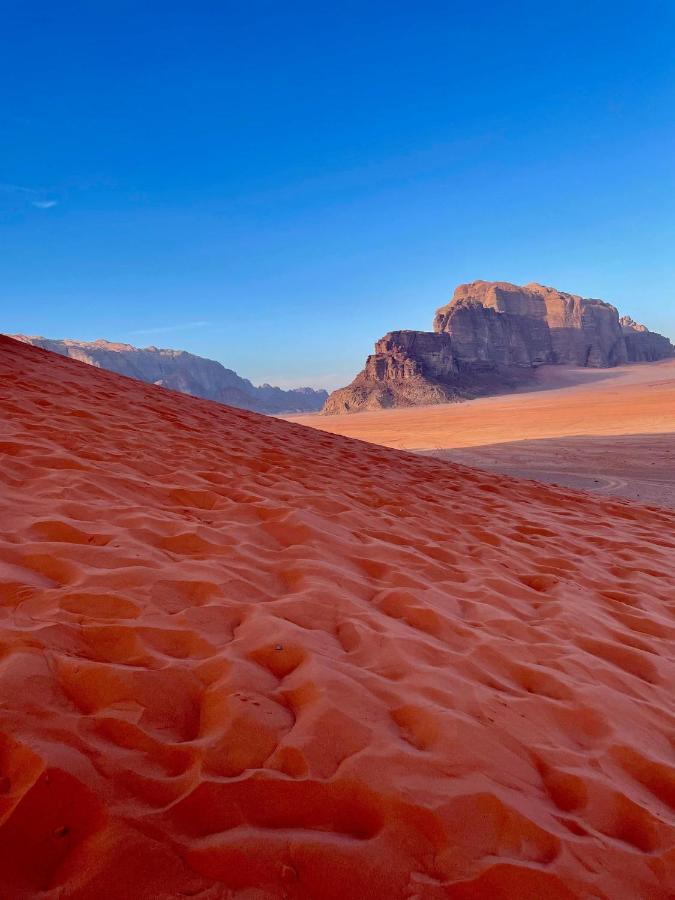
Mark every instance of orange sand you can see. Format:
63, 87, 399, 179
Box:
1, 335, 674, 899
289, 361, 675, 506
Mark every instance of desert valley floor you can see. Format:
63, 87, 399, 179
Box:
290, 359, 675, 508
0, 335, 674, 898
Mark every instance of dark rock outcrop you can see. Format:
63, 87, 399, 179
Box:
11, 336, 328, 414
324, 332, 459, 412
620, 316, 675, 362
322, 328, 535, 414
323, 281, 673, 414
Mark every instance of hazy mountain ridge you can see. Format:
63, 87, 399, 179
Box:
10, 335, 328, 414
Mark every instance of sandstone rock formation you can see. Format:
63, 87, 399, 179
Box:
433, 281, 631, 368
620, 315, 675, 362
11, 336, 328, 414
324, 330, 534, 413
323, 281, 673, 414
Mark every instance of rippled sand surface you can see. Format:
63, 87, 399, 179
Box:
1, 336, 674, 898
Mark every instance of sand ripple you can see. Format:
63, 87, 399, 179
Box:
0, 336, 674, 898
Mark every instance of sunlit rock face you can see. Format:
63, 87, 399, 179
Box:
434, 281, 629, 367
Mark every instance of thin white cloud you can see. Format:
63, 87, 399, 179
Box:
0, 184, 60, 209
129, 320, 211, 336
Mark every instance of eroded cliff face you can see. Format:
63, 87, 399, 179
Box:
322, 327, 535, 415
433, 282, 628, 367
323, 281, 673, 414
620, 316, 675, 362
324, 332, 461, 413
368, 331, 458, 382
11, 337, 328, 414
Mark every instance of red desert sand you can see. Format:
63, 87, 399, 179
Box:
289, 360, 675, 508
0, 334, 674, 899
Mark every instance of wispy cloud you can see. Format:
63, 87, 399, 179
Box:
129, 320, 211, 336
1, 183, 59, 209
0, 183, 36, 194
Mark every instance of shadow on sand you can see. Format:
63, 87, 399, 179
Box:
424, 432, 675, 509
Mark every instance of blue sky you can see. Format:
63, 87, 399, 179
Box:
2, 1, 674, 389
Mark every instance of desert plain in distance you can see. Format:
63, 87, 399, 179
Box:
289, 358, 675, 509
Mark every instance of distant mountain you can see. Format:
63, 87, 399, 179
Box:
11, 336, 328, 414
323, 281, 674, 413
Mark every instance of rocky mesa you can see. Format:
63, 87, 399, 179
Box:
10, 336, 328, 415
323, 281, 674, 413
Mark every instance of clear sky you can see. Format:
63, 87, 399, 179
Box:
2, 1, 674, 389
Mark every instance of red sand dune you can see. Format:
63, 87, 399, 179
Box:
0, 334, 674, 899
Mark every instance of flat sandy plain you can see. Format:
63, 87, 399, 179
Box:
1, 336, 674, 898
289, 359, 675, 508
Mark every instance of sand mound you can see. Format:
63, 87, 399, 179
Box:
0, 335, 674, 898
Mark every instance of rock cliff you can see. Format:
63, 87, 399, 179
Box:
620, 316, 675, 362
323, 281, 673, 414
324, 329, 535, 413
433, 281, 629, 367
11, 336, 328, 414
